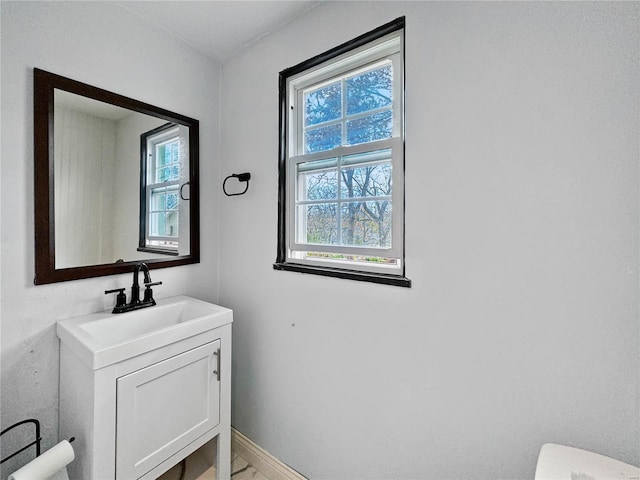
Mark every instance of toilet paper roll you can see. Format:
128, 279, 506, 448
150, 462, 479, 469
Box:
8, 440, 75, 480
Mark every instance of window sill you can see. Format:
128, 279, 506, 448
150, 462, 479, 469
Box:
137, 247, 179, 256
273, 262, 411, 287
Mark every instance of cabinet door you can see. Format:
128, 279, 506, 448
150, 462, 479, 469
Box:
115, 340, 221, 479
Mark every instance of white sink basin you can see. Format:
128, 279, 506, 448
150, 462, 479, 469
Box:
57, 295, 232, 370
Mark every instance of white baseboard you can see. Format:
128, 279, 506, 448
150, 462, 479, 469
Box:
231, 428, 307, 480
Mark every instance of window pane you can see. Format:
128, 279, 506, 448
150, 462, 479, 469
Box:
346, 64, 392, 116
346, 111, 392, 146
166, 191, 179, 210
298, 163, 338, 201
156, 167, 170, 183
305, 124, 342, 153
170, 142, 179, 163
156, 141, 180, 181
151, 188, 179, 211
156, 165, 179, 183
151, 189, 167, 210
341, 162, 391, 198
305, 82, 341, 127
149, 211, 179, 237
167, 211, 178, 237
149, 212, 165, 236
299, 203, 338, 245
157, 145, 169, 167
340, 201, 391, 248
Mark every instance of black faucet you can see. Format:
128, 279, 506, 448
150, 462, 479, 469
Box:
105, 263, 162, 314
131, 262, 151, 305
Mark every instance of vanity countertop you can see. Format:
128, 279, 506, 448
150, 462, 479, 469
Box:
57, 295, 233, 370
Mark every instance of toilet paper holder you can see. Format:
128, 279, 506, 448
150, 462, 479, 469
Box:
0, 419, 74, 465
0, 419, 41, 465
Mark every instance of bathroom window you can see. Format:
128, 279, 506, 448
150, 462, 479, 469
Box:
139, 124, 181, 255
275, 17, 410, 287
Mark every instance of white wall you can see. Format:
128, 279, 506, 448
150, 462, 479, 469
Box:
0, 2, 220, 477
219, 2, 639, 479
54, 106, 116, 268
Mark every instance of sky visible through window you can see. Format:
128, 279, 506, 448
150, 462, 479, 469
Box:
303, 63, 393, 153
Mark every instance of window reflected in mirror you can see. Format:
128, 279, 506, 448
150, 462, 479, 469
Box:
140, 123, 191, 256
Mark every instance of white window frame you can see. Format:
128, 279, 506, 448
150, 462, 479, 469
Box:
141, 124, 181, 253
276, 19, 409, 285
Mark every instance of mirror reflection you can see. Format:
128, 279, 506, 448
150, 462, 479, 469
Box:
53, 91, 190, 269
34, 68, 200, 284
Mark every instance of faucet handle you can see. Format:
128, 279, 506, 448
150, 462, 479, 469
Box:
143, 281, 162, 303
105, 288, 127, 309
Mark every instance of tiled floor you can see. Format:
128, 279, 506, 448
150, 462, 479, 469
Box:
229, 451, 270, 480
191, 451, 270, 480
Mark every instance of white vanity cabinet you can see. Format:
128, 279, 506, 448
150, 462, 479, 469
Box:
116, 340, 221, 479
57, 296, 232, 480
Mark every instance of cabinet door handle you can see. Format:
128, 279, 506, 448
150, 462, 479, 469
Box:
213, 348, 221, 381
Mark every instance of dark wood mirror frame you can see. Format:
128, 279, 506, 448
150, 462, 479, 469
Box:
33, 68, 200, 284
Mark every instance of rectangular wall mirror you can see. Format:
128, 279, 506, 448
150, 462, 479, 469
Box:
34, 68, 200, 284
